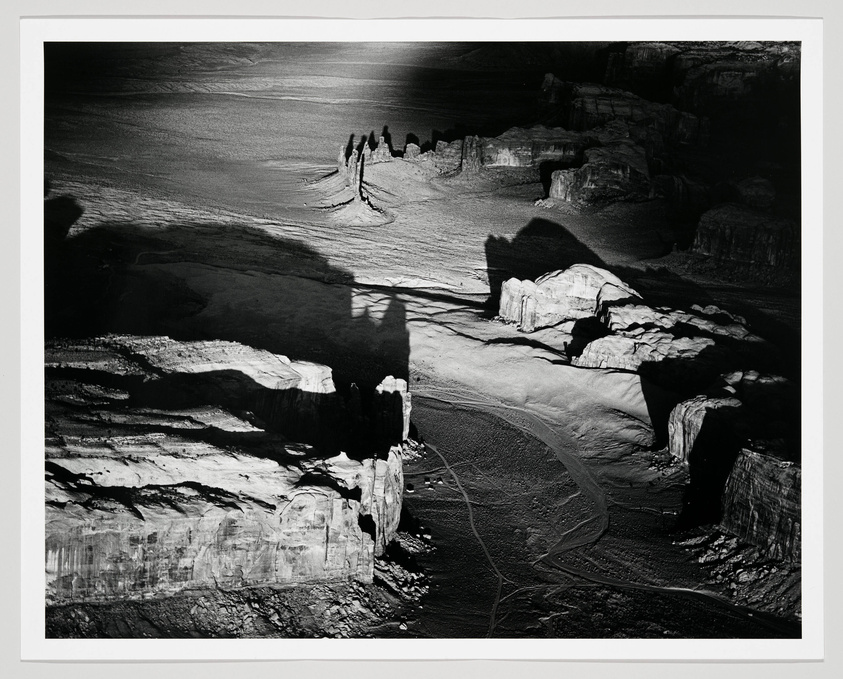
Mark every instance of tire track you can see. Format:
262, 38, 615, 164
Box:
426, 440, 507, 638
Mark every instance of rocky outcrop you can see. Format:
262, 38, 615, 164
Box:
500, 264, 777, 394
369, 135, 393, 164
498, 264, 641, 332
600, 41, 800, 128
603, 42, 682, 97
373, 376, 412, 443
549, 139, 650, 204
665, 370, 799, 550
480, 126, 591, 168
45, 336, 407, 604
721, 447, 801, 561
667, 394, 743, 464
558, 82, 710, 147
692, 203, 799, 279
669, 42, 801, 123
575, 301, 774, 392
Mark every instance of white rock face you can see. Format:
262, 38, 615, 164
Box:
573, 328, 718, 372
498, 264, 641, 332
374, 375, 412, 442
667, 394, 742, 463
44, 335, 405, 604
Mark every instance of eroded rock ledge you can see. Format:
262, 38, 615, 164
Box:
497, 264, 798, 564
45, 335, 410, 604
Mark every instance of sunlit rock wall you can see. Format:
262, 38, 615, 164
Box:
44, 336, 406, 604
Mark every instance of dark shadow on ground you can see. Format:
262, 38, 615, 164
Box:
484, 217, 605, 303
44, 211, 411, 456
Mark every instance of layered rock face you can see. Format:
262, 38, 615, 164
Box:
500, 264, 777, 396
557, 82, 710, 147
691, 203, 799, 281
479, 125, 591, 168
721, 448, 801, 561
498, 264, 641, 332
574, 300, 773, 392
549, 139, 650, 204
666, 370, 800, 555
45, 336, 408, 604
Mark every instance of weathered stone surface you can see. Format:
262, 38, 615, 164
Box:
44, 336, 405, 604
671, 42, 801, 120
549, 139, 650, 204
579, 300, 776, 392
499, 264, 641, 332
667, 394, 743, 464
373, 376, 412, 443
480, 126, 590, 168
431, 140, 463, 173
665, 370, 799, 556
460, 134, 482, 173
561, 82, 710, 146
573, 328, 722, 377
403, 142, 420, 160
721, 447, 801, 561
600, 302, 752, 341
369, 135, 393, 164
692, 203, 799, 271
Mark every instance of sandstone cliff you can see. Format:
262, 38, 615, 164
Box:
666, 370, 799, 554
691, 203, 799, 283
721, 447, 801, 561
498, 263, 641, 332
45, 336, 409, 604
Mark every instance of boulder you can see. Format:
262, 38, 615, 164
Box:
498, 264, 641, 332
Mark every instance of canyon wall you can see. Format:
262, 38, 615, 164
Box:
45, 336, 409, 604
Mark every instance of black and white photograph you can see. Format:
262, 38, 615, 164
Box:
23, 15, 824, 658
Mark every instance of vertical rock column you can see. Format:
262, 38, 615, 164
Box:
460, 135, 482, 174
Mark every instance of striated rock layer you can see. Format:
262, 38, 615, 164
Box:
692, 203, 799, 281
45, 335, 407, 604
721, 448, 801, 561
665, 370, 799, 554
498, 264, 640, 332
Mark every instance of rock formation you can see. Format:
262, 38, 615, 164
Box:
692, 203, 799, 275
479, 126, 590, 168
44, 335, 407, 604
498, 263, 641, 332
666, 370, 800, 555
369, 135, 393, 164
721, 447, 801, 561
549, 139, 650, 204
500, 264, 777, 395
553, 81, 710, 147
